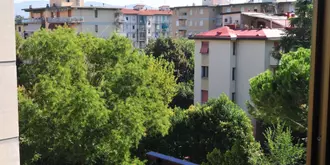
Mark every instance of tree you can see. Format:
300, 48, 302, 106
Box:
15, 15, 24, 24
145, 37, 194, 109
18, 27, 177, 164
250, 124, 306, 165
137, 94, 258, 164
248, 48, 310, 131
280, 0, 313, 53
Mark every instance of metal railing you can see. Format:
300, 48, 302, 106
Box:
47, 17, 84, 24
22, 18, 44, 24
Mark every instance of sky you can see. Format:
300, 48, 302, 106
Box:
14, 0, 202, 7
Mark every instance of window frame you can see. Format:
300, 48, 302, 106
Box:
232, 67, 236, 81
201, 66, 209, 78
95, 25, 98, 33
200, 41, 209, 54
233, 41, 236, 55
95, 10, 98, 18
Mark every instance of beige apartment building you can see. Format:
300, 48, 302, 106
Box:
0, 0, 20, 165
171, 6, 220, 38
22, 0, 123, 38
171, 0, 295, 37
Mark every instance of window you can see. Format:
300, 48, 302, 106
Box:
148, 29, 150, 34
200, 20, 203, 26
232, 92, 236, 102
18, 26, 21, 32
224, 18, 228, 22
95, 25, 98, 33
200, 8, 204, 14
226, 8, 231, 12
189, 20, 192, 26
126, 17, 128, 21
95, 10, 98, 18
232, 67, 236, 80
202, 90, 208, 104
133, 33, 135, 38
66, 0, 70, 2
176, 20, 179, 26
190, 9, 193, 15
132, 25, 135, 30
200, 41, 209, 54
202, 66, 209, 78
241, 7, 245, 12
148, 20, 151, 25
233, 42, 236, 55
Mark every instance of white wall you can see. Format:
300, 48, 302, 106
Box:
0, 0, 20, 164
73, 9, 117, 38
236, 40, 266, 111
194, 40, 202, 103
209, 40, 232, 99
223, 13, 241, 26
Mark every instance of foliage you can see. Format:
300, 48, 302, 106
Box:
137, 94, 258, 164
280, 0, 313, 53
248, 48, 310, 131
15, 15, 24, 24
18, 27, 177, 164
145, 37, 195, 109
250, 124, 306, 165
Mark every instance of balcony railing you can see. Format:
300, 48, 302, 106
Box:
47, 17, 84, 24
22, 18, 44, 24
178, 15, 188, 19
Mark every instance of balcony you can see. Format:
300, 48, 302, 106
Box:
47, 17, 84, 24
22, 18, 44, 24
178, 15, 188, 20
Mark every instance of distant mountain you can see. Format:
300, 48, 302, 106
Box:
15, 1, 155, 18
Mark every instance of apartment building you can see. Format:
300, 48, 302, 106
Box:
192, 26, 282, 112
22, 0, 123, 38
121, 5, 172, 48
171, 0, 294, 38
0, 0, 20, 165
171, 6, 220, 38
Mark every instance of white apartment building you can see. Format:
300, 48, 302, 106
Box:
121, 5, 172, 48
192, 26, 282, 112
0, 0, 20, 165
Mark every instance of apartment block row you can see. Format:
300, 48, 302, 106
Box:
18, 0, 295, 48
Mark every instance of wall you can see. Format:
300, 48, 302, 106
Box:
222, 13, 241, 26
73, 9, 117, 38
171, 6, 217, 38
0, 0, 20, 165
208, 40, 231, 99
194, 40, 202, 103
236, 40, 266, 111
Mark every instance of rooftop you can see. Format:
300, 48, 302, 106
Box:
121, 8, 172, 15
192, 26, 284, 40
23, 6, 122, 11
242, 12, 291, 27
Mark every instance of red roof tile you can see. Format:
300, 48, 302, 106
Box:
193, 26, 282, 40
121, 9, 172, 15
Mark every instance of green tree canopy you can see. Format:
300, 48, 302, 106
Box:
18, 28, 177, 164
280, 0, 313, 53
137, 94, 258, 164
248, 48, 310, 131
145, 37, 194, 109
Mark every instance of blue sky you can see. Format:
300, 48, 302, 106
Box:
14, 0, 202, 7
